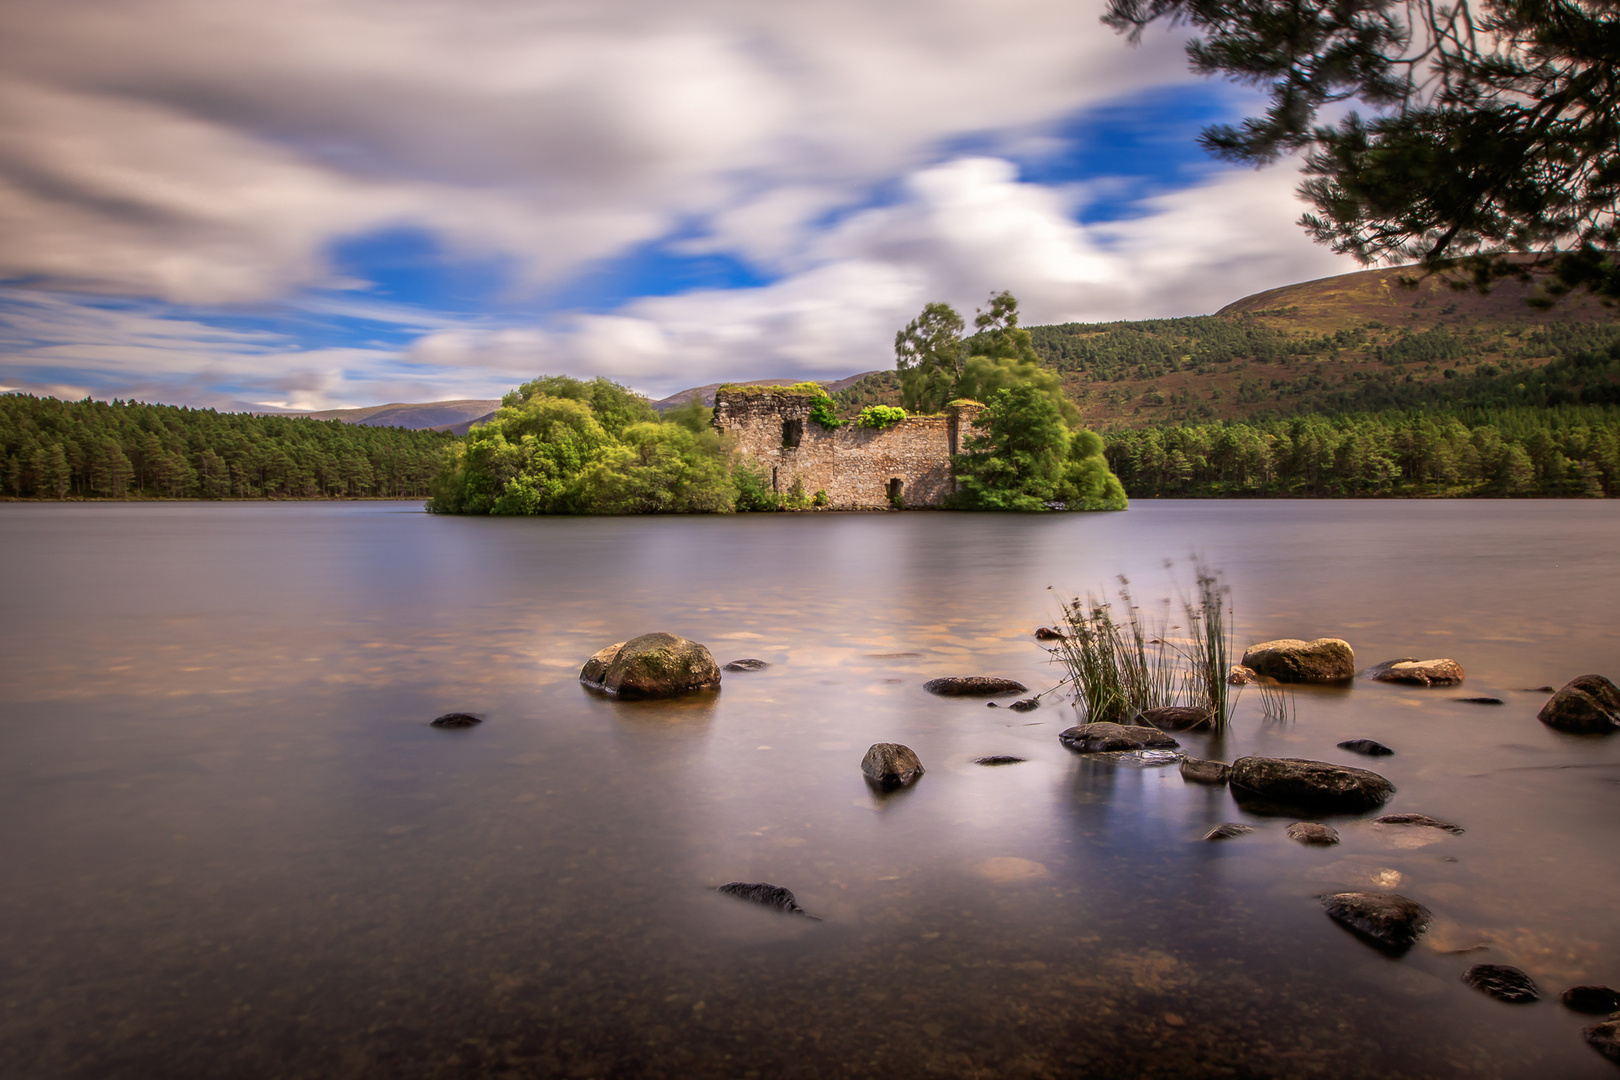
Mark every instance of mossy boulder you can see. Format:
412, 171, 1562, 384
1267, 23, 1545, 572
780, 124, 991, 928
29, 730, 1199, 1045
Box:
579, 633, 721, 699
1241, 638, 1355, 683
1537, 674, 1620, 734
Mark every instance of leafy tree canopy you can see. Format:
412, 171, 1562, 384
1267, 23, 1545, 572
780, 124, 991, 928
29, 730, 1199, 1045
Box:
894, 302, 966, 412
1104, 0, 1620, 301
954, 383, 1128, 511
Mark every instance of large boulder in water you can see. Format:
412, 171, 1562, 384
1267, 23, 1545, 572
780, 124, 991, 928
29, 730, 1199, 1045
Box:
1365, 658, 1466, 686
1537, 674, 1620, 734
1229, 756, 1394, 812
579, 633, 721, 698
1059, 722, 1179, 754
1241, 638, 1355, 684
1139, 706, 1213, 731
1588, 1018, 1620, 1065
1321, 891, 1430, 953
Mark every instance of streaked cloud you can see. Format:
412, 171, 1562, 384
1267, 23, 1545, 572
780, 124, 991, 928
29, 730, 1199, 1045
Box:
0, 0, 1357, 408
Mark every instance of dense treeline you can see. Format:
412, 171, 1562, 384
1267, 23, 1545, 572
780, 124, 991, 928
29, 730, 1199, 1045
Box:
0, 394, 452, 499
1026, 313, 1620, 384
1105, 406, 1619, 497
1299, 340, 1620, 414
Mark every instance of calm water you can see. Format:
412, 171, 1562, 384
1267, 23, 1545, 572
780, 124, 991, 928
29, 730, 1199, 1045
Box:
2, 501, 1618, 1079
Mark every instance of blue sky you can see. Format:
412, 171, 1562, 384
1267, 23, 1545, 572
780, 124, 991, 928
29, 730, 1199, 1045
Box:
0, 0, 1355, 410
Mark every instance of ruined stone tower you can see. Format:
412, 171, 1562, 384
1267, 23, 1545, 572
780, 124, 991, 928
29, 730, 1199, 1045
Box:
711, 387, 984, 509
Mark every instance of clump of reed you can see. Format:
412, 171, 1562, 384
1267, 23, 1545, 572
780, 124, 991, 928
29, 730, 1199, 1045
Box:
1256, 678, 1295, 724
1051, 560, 1236, 730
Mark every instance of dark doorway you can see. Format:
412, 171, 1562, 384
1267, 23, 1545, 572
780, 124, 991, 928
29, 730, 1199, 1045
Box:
782, 419, 803, 448
887, 478, 903, 506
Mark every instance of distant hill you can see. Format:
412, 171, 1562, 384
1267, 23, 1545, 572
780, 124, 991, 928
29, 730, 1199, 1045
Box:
278, 399, 501, 431
832, 263, 1620, 429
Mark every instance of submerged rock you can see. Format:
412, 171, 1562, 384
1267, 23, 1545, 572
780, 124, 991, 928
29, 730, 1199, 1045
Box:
861, 743, 924, 788
1462, 964, 1539, 1003
724, 658, 770, 672
1337, 738, 1395, 757
1179, 757, 1230, 785
1058, 722, 1179, 754
1453, 696, 1504, 705
1228, 664, 1260, 686
1365, 658, 1466, 686
1007, 697, 1041, 712
1374, 813, 1465, 834
580, 633, 722, 699
717, 881, 815, 917
429, 712, 482, 728
1230, 756, 1395, 812
1034, 627, 1066, 641
1139, 706, 1212, 731
1588, 1018, 1620, 1065
1563, 985, 1620, 1014
1203, 822, 1253, 841
1241, 638, 1355, 684
1537, 674, 1620, 734
975, 755, 1026, 766
1287, 822, 1341, 846
923, 676, 1028, 697
1321, 891, 1431, 953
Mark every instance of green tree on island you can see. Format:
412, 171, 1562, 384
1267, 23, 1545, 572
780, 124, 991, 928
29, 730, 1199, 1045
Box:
891, 291, 1127, 510
428, 375, 739, 515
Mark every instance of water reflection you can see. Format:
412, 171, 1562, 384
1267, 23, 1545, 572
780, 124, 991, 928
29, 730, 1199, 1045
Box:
0, 501, 1617, 1078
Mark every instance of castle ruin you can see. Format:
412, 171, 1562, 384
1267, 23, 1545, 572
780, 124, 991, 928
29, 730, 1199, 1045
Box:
711, 388, 983, 509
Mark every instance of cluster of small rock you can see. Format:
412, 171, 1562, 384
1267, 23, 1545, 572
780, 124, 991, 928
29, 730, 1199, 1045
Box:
557, 629, 1620, 1066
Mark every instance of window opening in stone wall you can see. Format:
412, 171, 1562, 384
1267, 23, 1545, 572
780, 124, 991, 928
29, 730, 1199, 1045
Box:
782, 419, 803, 448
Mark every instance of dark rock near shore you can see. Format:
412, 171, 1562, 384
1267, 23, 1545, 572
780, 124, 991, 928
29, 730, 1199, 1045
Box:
1139, 706, 1213, 731
975, 755, 1026, 766
429, 712, 482, 728
1337, 738, 1395, 757
1241, 638, 1355, 684
1059, 722, 1180, 754
717, 881, 815, 917
1321, 891, 1431, 953
580, 633, 722, 698
1462, 964, 1539, 1003
1365, 658, 1466, 686
1453, 696, 1504, 705
1228, 664, 1260, 685
1563, 986, 1620, 1014
1537, 674, 1620, 734
1203, 822, 1253, 841
1588, 1018, 1620, 1065
861, 743, 924, 788
1034, 627, 1066, 641
724, 658, 770, 671
1287, 822, 1341, 846
1375, 813, 1464, 834
923, 676, 1028, 697
1007, 697, 1040, 712
1230, 756, 1395, 812
1523, 685, 1556, 693
1180, 757, 1230, 785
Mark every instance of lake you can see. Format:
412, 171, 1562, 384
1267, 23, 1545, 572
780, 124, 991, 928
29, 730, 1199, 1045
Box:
2, 500, 1617, 1078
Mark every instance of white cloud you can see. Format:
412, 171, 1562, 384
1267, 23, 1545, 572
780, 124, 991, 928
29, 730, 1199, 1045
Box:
413, 156, 1354, 397
0, 0, 1191, 302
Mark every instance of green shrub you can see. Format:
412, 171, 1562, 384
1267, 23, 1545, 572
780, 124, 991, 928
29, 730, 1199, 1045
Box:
857, 405, 908, 429
808, 394, 845, 430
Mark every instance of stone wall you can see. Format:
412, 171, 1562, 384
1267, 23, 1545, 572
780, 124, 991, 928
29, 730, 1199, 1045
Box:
711, 389, 983, 509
